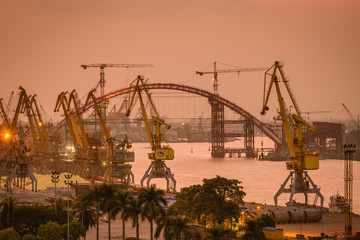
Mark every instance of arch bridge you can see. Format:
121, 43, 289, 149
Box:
56, 83, 282, 158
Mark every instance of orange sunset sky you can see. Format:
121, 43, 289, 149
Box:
1, 0, 359, 122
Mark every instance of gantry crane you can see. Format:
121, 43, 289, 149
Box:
196, 61, 268, 95
0, 87, 38, 192
260, 61, 324, 208
126, 76, 175, 192
85, 89, 134, 183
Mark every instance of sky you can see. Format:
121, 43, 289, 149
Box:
1, 0, 360, 123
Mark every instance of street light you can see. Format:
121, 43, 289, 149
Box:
64, 174, 73, 240
51, 170, 60, 218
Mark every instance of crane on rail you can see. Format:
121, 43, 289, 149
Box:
85, 89, 135, 183
196, 61, 268, 95
126, 76, 176, 192
260, 61, 324, 208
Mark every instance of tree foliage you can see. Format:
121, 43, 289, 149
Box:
174, 175, 246, 225
37, 221, 63, 240
139, 184, 167, 240
21, 234, 36, 240
241, 218, 266, 240
1, 197, 16, 229
257, 214, 275, 228
0, 227, 20, 240
204, 224, 234, 240
61, 221, 85, 240
122, 197, 143, 240
12, 205, 66, 236
111, 190, 131, 240
155, 206, 194, 240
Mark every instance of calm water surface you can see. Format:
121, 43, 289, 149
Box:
131, 138, 360, 214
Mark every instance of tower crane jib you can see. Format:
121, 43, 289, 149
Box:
196, 61, 268, 95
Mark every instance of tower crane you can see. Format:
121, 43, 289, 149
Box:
196, 61, 268, 95
81, 63, 154, 143
126, 76, 176, 192
81, 63, 154, 99
260, 61, 324, 208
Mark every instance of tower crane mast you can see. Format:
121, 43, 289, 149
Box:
196, 61, 268, 95
260, 61, 324, 208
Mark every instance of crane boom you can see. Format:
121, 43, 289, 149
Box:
0, 98, 10, 128
342, 103, 359, 129
81, 63, 154, 69
196, 61, 268, 94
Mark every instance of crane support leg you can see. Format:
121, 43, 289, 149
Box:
103, 165, 134, 184
274, 171, 323, 208
140, 160, 176, 193
6, 164, 37, 192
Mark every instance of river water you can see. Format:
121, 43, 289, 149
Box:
130, 137, 360, 214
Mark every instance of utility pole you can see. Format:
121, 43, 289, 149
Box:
51, 171, 60, 219
343, 144, 355, 239
64, 174, 73, 240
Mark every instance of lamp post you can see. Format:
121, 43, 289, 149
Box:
51, 171, 60, 218
64, 174, 73, 240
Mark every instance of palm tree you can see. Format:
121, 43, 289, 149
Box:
122, 197, 143, 240
99, 183, 119, 240
241, 219, 265, 240
84, 185, 103, 240
139, 185, 167, 240
112, 190, 131, 240
155, 206, 194, 240
1, 196, 16, 228
72, 194, 96, 240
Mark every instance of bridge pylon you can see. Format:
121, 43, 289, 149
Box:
209, 97, 225, 158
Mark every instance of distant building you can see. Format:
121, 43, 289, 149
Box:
263, 227, 284, 240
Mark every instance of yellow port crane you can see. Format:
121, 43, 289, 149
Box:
55, 91, 84, 159
85, 89, 134, 183
196, 61, 268, 95
0, 87, 38, 192
126, 76, 176, 192
260, 61, 324, 208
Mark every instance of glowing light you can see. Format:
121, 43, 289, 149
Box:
4, 133, 10, 139
256, 205, 261, 210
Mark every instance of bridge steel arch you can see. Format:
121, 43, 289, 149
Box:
55, 83, 282, 155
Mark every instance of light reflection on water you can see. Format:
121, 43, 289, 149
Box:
131, 137, 360, 214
